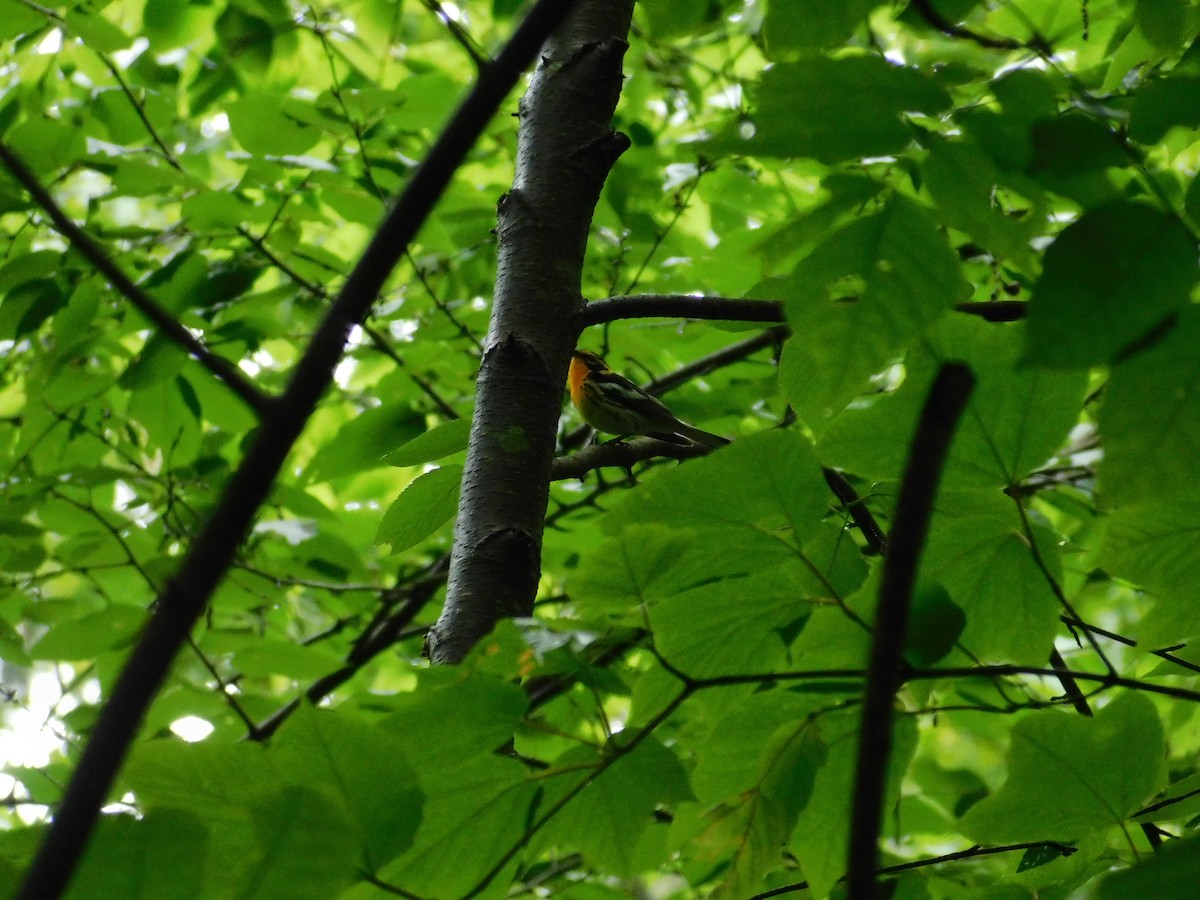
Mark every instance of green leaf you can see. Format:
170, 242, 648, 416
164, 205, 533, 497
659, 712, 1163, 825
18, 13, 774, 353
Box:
381, 670, 529, 770
215, 6, 276, 75
306, 404, 425, 483
568, 524, 712, 615
701, 711, 826, 899
271, 705, 424, 870
1099, 499, 1200, 609
1136, 772, 1200, 825
0, 279, 64, 340
119, 334, 188, 391
790, 709, 918, 898
1101, 833, 1200, 899
69, 810, 209, 900
762, 0, 876, 54
64, 7, 132, 52
29, 605, 145, 660
921, 491, 1063, 666
0, 0, 44, 40
776, 197, 969, 429
242, 785, 359, 900
1025, 202, 1196, 369
820, 319, 1087, 490
903, 582, 965, 667
181, 190, 272, 233
1135, 0, 1189, 52
0, 250, 60, 291
5, 118, 87, 175
380, 754, 536, 898
543, 736, 692, 877
122, 741, 275, 894
960, 693, 1166, 842
226, 93, 321, 156
649, 522, 865, 676
374, 464, 462, 554
1100, 308, 1200, 507
383, 418, 471, 466
638, 0, 722, 39
1130, 75, 1200, 144
1028, 113, 1127, 179
691, 691, 824, 805
0, 614, 30, 665
607, 429, 828, 539
711, 56, 951, 163
232, 640, 343, 679
924, 137, 1035, 263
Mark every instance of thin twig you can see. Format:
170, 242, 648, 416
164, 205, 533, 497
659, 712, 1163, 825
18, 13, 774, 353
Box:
750, 841, 1076, 899
419, 0, 491, 70
909, 0, 1050, 52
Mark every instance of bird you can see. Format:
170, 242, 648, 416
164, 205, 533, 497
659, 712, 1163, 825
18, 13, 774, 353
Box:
567, 349, 730, 449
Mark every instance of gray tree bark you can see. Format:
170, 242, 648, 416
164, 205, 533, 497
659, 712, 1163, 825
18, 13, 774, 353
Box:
428, 0, 635, 663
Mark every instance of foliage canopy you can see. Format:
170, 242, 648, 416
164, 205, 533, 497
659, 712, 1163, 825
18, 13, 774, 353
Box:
2, 0, 1200, 897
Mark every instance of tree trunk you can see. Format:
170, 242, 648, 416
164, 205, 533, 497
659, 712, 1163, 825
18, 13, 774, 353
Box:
428, 1, 635, 663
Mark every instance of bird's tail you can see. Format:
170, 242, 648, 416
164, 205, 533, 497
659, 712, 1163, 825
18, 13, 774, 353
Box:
673, 421, 730, 449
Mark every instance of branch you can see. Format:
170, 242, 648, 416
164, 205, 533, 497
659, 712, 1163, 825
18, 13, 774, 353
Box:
907, 664, 1200, 704
1064, 615, 1200, 676
524, 631, 645, 710
956, 300, 1027, 322
16, 2, 585, 895
908, 0, 1050, 53
578, 293, 783, 326
0, 141, 274, 420
846, 362, 975, 900
575, 294, 1027, 328
251, 572, 441, 741
551, 436, 710, 479
751, 841, 1076, 899
462, 688, 693, 898
419, 0, 491, 71
824, 468, 888, 555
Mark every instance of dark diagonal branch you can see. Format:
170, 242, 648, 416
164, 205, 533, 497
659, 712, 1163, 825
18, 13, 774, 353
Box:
824, 468, 889, 556
420, 0, 491, 70
0, 141, 274, 420
252, 569, 444, 741
16, 3, 583, 896
846, 363, 976, 900
909, 0, 1050, 53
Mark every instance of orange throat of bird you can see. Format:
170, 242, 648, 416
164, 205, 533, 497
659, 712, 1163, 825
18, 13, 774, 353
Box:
568, 355, 589, 409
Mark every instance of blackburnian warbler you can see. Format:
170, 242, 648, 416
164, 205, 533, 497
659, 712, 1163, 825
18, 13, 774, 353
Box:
568, 350, 730, 449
